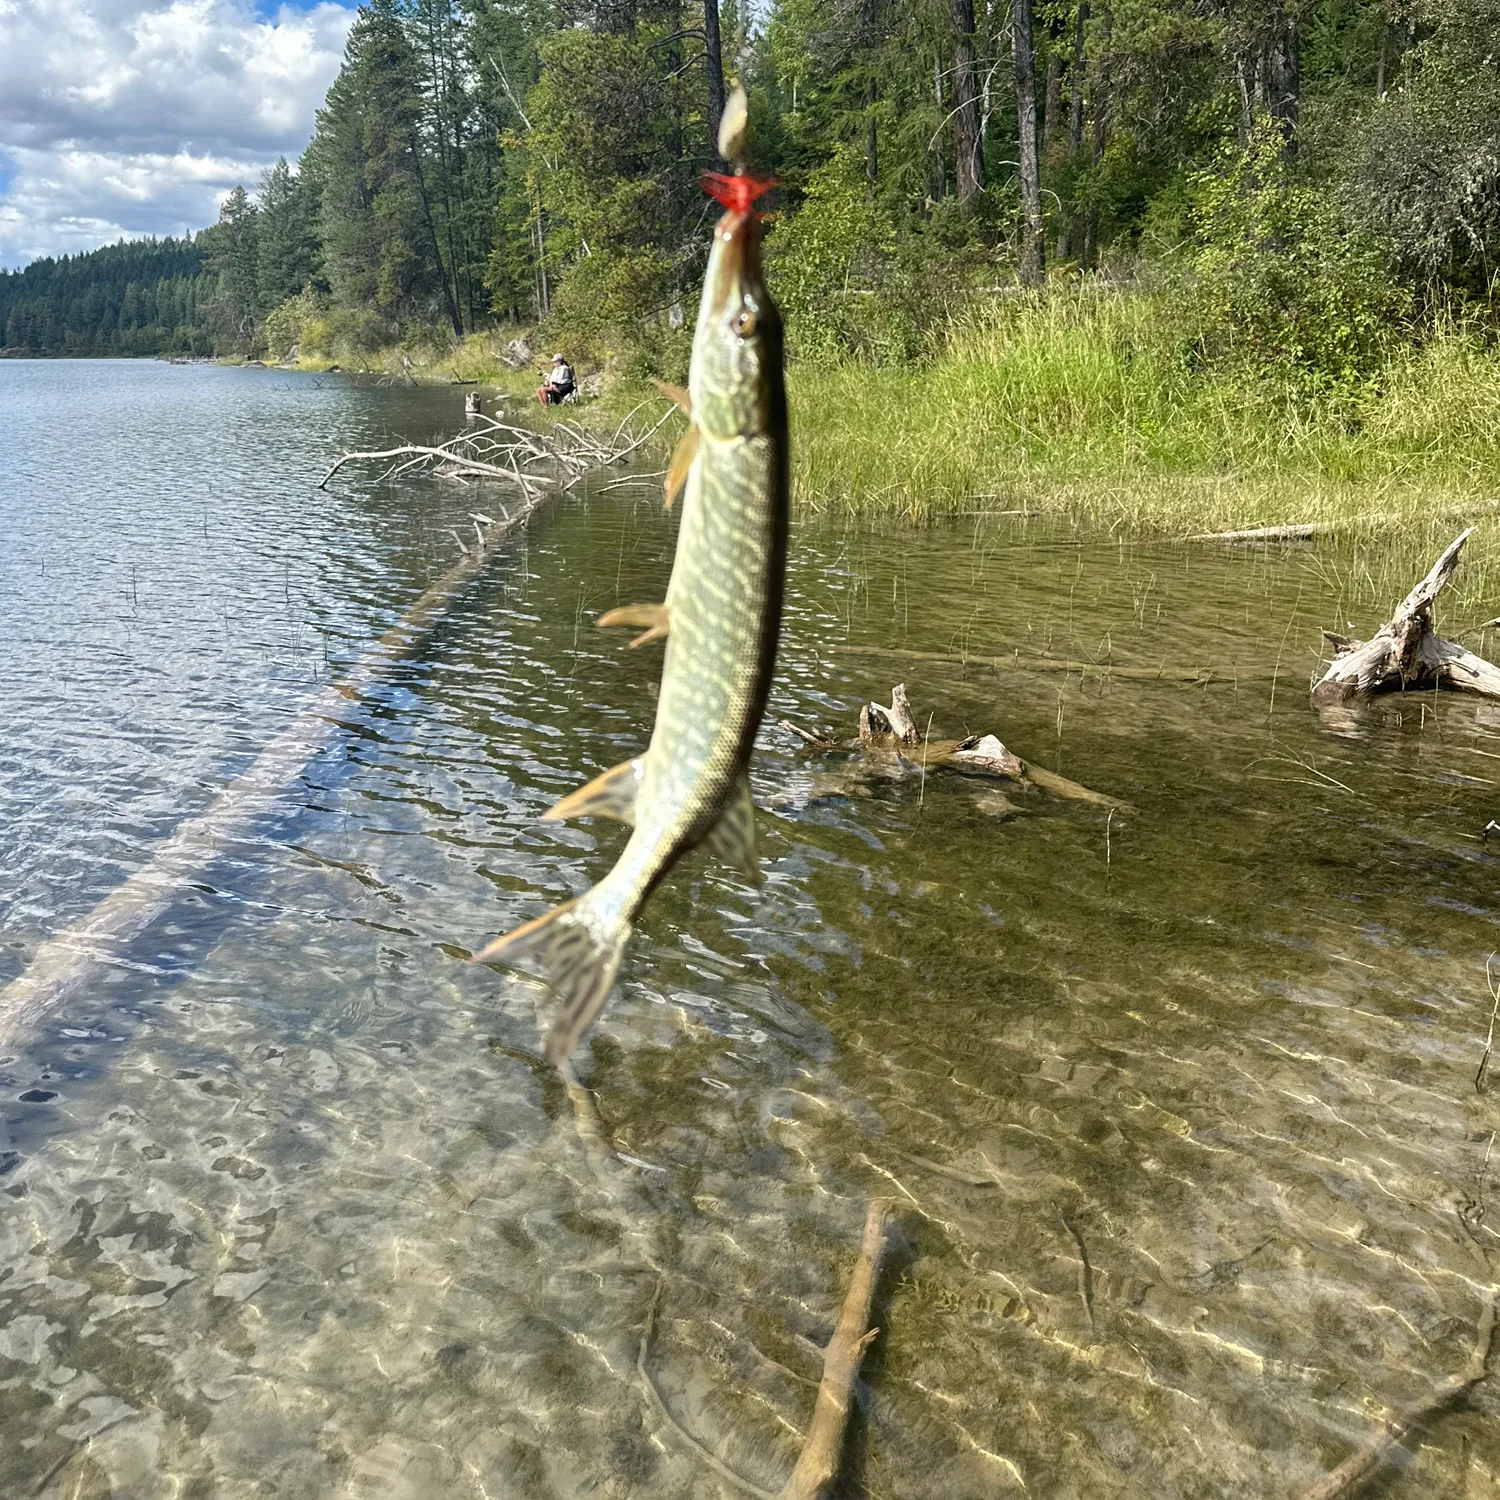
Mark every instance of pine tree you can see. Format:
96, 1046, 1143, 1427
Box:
257, 158, 322, 311
306, 0, 454, 337
204, 185, 263, 352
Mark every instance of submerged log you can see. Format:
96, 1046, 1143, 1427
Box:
1190, 523, 1329, 544
1312, 529, 1500, 706
780, 685, 1125, 808
0, 488, 557, 1052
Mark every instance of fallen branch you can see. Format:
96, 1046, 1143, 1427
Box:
1189, 523, 1330, 543
781, 1203, 891, 1500
1312, 529, 1500, 705
318, 401, 675, 492
1298, 1287, 1496, 1500
782, 684, 1127, 808
829, 643, 1233, 685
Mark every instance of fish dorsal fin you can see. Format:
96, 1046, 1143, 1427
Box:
703, 775, 760, 880
650, 379, 692, 415
542, 757, 644, 824
664, 424, 700, 511
598, 603, 669, 647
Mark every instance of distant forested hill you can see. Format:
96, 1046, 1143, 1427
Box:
0, 238, 214, 357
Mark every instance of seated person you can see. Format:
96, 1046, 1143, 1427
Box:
537, 353, 575, 406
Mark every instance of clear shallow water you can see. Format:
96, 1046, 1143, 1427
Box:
2, 360, 1498, 1498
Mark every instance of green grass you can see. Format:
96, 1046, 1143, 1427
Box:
298, 291, 1500, 576
786, 287, 1500, 548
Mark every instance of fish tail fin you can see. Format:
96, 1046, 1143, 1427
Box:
472, 895, 631, 1065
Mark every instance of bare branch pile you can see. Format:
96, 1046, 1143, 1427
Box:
317, 404, 675, 497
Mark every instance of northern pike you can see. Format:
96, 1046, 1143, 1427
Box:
473, 94, 788, 1064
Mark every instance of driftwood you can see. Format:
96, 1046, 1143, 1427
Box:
1190, 523, 1330, 543
781, 685, 1126, 809
318, 402, 674, 495
781, 1202, 891, 1500
1312, 529, 1500, 705
829, 643, 1233, 685
1297, 1288, 1496, 1500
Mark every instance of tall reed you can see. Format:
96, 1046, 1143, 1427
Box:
787, 285, 1500, 541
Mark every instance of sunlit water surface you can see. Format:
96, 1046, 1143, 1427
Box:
2, 359, 1498, 1498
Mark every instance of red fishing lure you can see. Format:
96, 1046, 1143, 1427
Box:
702, 171, 777, 217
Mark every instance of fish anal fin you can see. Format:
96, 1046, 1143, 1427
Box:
543, 757, 644, 823
650, 378, 692, 415
470, 896, 630, 1066
598, 604, 669, 648
703, 775, 760, 880
664, 424, 700, 511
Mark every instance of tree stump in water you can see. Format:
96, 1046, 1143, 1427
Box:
464, 391, 483, 419
1312, 528, 1500, 706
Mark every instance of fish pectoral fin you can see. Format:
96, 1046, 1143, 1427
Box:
663, 424, 700, 511
470, 895, 630, 1067
542, 757, 644, 824
650, 378, 692, 416
598, 603, 669, 648
703, 775, 760, 880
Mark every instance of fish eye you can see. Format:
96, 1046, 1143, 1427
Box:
732, 307, 757, 338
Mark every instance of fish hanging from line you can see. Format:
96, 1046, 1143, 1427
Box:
472, 87, 789, 1065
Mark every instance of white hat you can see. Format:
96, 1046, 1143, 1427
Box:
552, 353, 564, 361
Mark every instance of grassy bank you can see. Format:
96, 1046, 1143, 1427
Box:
788, 288, 1500, 540
298, 292, 1500, 568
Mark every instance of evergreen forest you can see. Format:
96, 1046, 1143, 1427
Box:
2, 0, 1498, 399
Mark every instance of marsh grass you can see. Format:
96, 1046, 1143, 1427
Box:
788, 286, 1500, 555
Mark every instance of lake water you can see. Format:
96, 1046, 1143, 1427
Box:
1, 358, 1497, 1498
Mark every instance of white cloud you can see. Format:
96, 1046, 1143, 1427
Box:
0, 0, 355, 266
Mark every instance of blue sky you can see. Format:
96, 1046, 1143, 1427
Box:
0, 0, 356, 269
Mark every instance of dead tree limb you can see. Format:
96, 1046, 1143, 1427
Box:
829, 643, 1233, 684
319, 444, 539, 491
318, 402, 675, 492
1297, 1287, 1496, 1500
781, 1203, 891, 1500
782, 684, 1126, 808
1189, 523, 1329, 543
1312, 529, 1500, 705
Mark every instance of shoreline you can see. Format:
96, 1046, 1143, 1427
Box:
14, 336, 1500, 569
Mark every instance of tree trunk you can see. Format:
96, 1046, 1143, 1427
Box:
594, 0, 635, 34
1376, 25, 1387, 97
704, 0, 726, 162
1068, 2, 1087, 154
1057, 0, 1087, 260
665, 0, 684, 196
1082, 4, 1110, 269
930, 43, 947, 202
949, 0, 983, 208
1042, 14, 1065, 159
1013, 0, 1044, 286
1267, 9, 1299, 153
1311, 530, 1500, 708
861, 0, 879, 192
